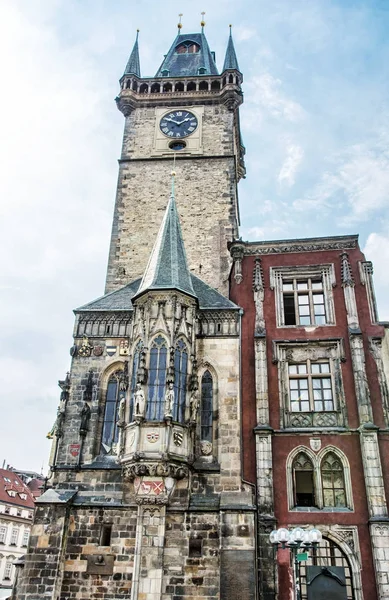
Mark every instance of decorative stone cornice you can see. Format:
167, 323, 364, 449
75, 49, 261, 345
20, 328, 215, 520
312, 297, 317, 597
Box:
123, 461, 189, 481
229, 235, 358, 257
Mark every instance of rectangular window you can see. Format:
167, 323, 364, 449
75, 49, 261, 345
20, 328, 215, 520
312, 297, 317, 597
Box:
289, 361, 334, 412
283, 278, 326, 326
4, 561, 12, 580
22, 530, 29, 547
10, 528, 18, 545
0, 527, 6, 543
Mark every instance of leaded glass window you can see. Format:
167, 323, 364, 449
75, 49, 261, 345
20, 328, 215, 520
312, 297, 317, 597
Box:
173, 340, 188, 422
130, 340, 144, 421
283, 278, 326, 325
293, 453, 315, 507
201, 371, 213, 442
101, 370, 125, 453
147, 336, 168, 420
321, 452, 346, 507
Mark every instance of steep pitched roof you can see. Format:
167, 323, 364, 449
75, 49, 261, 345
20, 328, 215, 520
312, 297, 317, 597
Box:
223, 27, 240, 72
124, 30, 141, 76
134, 179, 196, 299
155, 31, 218, 77
0, 469, 35, 509
76, 275, 239, 313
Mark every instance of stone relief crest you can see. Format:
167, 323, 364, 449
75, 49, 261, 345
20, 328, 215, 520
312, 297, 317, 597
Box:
310, 438, 322, 452
200, 440, 213, 455
173, 430, 183, 447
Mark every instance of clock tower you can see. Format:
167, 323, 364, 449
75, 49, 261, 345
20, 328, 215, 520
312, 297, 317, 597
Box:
105, 24, 245, 296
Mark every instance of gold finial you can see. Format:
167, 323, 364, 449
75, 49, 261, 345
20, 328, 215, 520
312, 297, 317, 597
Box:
200, 11, 206, 28
171, 170, 176, 176
178, 13, 183, 30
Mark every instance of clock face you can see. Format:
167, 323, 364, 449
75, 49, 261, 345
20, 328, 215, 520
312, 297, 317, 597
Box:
160, 110, 198, 138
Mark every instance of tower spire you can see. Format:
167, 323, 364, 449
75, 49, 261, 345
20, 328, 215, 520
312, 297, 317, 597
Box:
124, 30, 141, 76
134, 173, 196, 299
222, 25, 240, 72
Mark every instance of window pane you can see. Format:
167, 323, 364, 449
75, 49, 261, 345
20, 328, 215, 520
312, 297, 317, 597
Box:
323, 389, 333, 399
291, 402, 300, 412
283, 282, 293, 291
335, 491, 346, 507
315, 314, 326, 325
297, 281, 308, 290
313, 294, 324, 304
289, 365, 298, 374
320, 363, 330, 373
284, 294, 296, 325
313, 379, 322, 389
300, 316, 310, 325
323, 489, 334, 506
311, 364, 321, 374
300, 390, 309, 400
322, 378, 331, 388
299, 378, 308, 388
314, 401, 324, 411
297, 365, 307, 374
290, 380, 298, 389
299, 305, 310, 316
298, 294, 309, 305
201, 371, 213, 442
311, 280, 322, 290
324, 400, 334, 410
301, 401, 310, 411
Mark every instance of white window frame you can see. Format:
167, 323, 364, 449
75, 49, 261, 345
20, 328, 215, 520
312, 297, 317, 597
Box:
10, 528, 18, 545
4, 561, 12, 580
270, 264, 336, 328
0, 526, 7, 544
22, 530, 29, 547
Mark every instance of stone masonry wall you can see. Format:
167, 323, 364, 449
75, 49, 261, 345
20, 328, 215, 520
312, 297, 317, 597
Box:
105, 104, 239, 296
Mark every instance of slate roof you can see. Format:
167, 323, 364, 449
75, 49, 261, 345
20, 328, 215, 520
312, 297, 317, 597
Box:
124, 31, 141, 76
155, 32, 218, 77
134, 186, 196, 299
0, 469, 35, 509
76, 274, 238, 313
222, 28, 240, 72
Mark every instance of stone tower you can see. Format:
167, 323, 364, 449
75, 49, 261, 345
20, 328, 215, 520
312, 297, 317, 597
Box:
105, 25, 245, 297
15, 25, 256, 600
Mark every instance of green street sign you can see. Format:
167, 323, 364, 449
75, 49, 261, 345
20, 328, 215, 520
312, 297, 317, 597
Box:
297, 552, 309, 562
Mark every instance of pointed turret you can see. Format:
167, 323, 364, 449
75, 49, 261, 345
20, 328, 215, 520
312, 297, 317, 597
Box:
155, 30, 218, 78
124, 30, 141, 76
134, 174, 196, 299
223, 25, 240, 72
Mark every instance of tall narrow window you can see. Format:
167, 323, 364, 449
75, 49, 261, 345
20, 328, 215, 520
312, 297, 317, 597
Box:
201, 371, 213, 442
10, 528, 18, 545
101, 369, 125, 454
4, 562, 12, 579
147, 336, 168, 420
293, 453, 315, 507
130, 341, 144, 421
22, 530, 29, 547
174, 340, 188, 422
321, 452, 346, 507
0, 526, 6, 543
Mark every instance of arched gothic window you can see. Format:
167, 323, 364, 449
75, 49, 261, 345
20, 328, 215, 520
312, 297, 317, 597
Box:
176, 42, 200, 54
293, 452, 315, 507
299, 537, 355, 599
147, 336, 167, 420
130, 341, 144, 421
321, 452, 346, 507
201, 371, 213, 442
173, 340, 188, 422
101, 369, 126, 454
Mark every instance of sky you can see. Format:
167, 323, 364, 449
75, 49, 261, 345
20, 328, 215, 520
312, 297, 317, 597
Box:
1, 0, 389, 473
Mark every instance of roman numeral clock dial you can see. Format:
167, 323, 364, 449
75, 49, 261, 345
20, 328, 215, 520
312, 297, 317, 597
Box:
159, 111, 198, 138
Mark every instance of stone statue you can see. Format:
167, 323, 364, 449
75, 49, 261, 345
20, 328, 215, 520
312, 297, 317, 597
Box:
134, 383, 146, 418
190, 390, 200, 422
164, 382, 175, 418
79, 402, 91, 434
47, 403, 66, 439
118, 395, 126, 424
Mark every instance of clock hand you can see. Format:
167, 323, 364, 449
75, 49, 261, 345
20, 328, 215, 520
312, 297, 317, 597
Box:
164, 117, 182, 125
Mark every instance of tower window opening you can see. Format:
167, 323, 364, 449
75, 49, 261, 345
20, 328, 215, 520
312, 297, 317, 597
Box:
228, 74, 234, 84
151, 83, 160, 93
176, 42, 200, 54
100, 524, 112, 547
132, 81, 138, 92
173, 340, 188, 422
201, 371, 213, 443
101, 369, 125, 453
199, 80, 209, 91
211, 80, 221, 91
169, 141, 186, 151
139, 83, 148, 94
163, 82, 172, 92
175, 82, 184, 92
126, 80, 131, 89
187, 81, 196, 92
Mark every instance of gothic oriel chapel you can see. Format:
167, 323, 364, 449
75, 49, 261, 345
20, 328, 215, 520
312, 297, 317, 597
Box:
16, 20, 389, 600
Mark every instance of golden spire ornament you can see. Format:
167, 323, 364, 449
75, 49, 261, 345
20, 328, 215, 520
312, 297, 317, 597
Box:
200, 11, 206, 30
177, 13, 183, 31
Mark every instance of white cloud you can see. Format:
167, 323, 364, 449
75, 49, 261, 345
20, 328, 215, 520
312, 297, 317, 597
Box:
293, 137, 389, 221
363, 233, 389, 321
234, 26, 257, 42
278, 142, 304, 187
